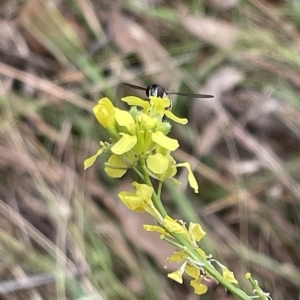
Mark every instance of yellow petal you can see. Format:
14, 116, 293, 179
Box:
104, 154, 128, 178
105, 167, 127, 178
168, 251, 187, 263
125, 183, 164, 220
115, 108, 136, 133
168, 270, 183, 284
122, 96, 150, 110
221, 266, 238, 284
133, 182, 153, 204
118, 182, 154, 212
176, 162, 198, 193
189, 222, 206, 242
152, 131, 179, 151
93, 97, 116, 128
185, 265, 200, 279
196, 248, 207, 258
137, 113, 157, 130
160, 156, 177, 180
190, 279, 208, 295
111, 134, 137, 155
149, 96, 171, 111
84, 147, 105, 170
118, 191, 145, 211
143, 225, 170, 236
146, 153, 169, 174
164, 110, 188, 124
163, 216, 185, 234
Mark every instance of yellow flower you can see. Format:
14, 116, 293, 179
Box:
190, 279, 208, 295
115, 108, 136, 134
168, 251, 188, 263
146, 153, 177, 181
151, 131, 179, 151
146, 153, 199, 194
164, 110, 188, 124
86, 95, 192, 176
122, 96, 150, 111
118, 182, 163, 222
143, 225, 170, 237
167, 261, 187, 284
104, 154, 128, 178
93, 97, 116, 129
167, 269, 184, 284
168, 262, 208, 295
149, 96, 171, 119
137, 113, 159, 133
146, 153, 199, 193
188, 222, 206, 243
176, 162, 199, 193
149, 96, 188, 124
118, 182, 153, 211
185, 265, 200, 279
111, 134, 137, 155
167, 221, 206, 248
163, 216, 185, 234
221, 266, 238, 284
84, 142, 108, 170
167, 251, 209, 296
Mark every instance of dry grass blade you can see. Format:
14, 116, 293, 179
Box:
0, 62, 92, 111
181, 16, 240, 49
0, 273, 55, 294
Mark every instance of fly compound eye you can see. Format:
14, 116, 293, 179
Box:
145, 85, 151, 98
150, 84, 158, 97
156, 85, 167, 98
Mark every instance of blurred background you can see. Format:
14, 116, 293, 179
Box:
1, 0, 300, 299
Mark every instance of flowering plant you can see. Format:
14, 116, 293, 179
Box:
85, 94, 271, 300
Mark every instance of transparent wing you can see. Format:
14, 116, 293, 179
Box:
169, 91, 214, 98
123, 83, 147, 91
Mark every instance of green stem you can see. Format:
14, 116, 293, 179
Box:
157, 181, 163, 199
248, 276, 269, 300
146, 174, 167, 218
132, 166, 145, 181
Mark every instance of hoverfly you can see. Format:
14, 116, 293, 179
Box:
123, 82, 214, 100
